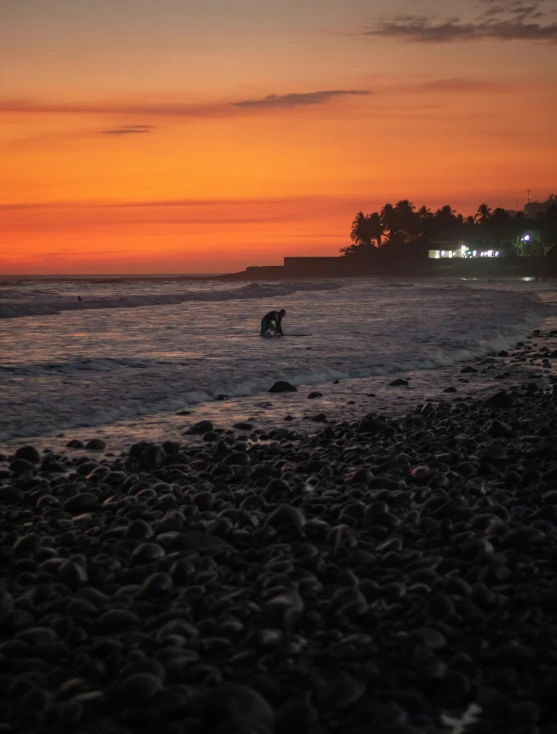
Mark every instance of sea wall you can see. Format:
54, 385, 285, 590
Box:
221, 256, 551, 281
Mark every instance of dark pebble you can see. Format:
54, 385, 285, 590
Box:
189, 420, 214, 434
142, 572, 173, 595
13, 445, 41, 464
269, 381, 297, 393
116, 673, 163, 704
131, 543, 165, 564
267, 505, 305, 529
64, 492, 100, 514
85, 439, 106, 450
98, 609, 140, 633
9, 458, 36, 474
203, 683, 274, 730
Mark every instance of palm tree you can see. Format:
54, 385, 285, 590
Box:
433, 205, 458, 229
417, 205, 433, 222
368, 212, 383, 246
394, 199, 415, 217
380, 203, 397, 243
392, 200, 418, 244
436, 205, 457, 218
345, 211, 381, 256
475, 203, 492, 225
380, 203, 395, 229
350, 212, 371, 247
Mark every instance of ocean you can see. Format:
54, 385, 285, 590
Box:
1, 276, 555, 451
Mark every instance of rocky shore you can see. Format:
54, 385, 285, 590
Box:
2, 331, 557, 733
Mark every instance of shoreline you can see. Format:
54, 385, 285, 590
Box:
1, 297, 553, 452
2, 326, 557, 731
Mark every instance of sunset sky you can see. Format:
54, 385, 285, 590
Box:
1, 0, 556, 274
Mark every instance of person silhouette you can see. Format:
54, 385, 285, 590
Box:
260, 308, 286, 337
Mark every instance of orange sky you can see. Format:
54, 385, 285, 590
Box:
1, 0, 556, 274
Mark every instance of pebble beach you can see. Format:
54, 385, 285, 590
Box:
2, 325, 557, 734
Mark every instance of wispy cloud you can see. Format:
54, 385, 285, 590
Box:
365, 2, 557, 43
101, 125, 155, 135
234, 90, 370, 109
0, 89, 370, 120
0, 100, 229, 118
413, 77, 508, 92
0, 195, 328, 212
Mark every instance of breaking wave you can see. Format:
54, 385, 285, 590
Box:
0, 280, 342, 320
0, 311, 546, 442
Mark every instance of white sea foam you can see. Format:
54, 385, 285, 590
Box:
441, 703, 482, 734
0, 280, 341, 319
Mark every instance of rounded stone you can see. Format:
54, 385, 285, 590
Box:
117, 673, 163, 704
0, 485, 23, 504
269, 381, 297, 393
85, 439, 106, 450
58, 560, 88, 589
142, 445, 166, 470
267, 504, 305, 529
131, 543, 165, 564
63, 493, 100, 514
13, 533, 42, 553
203, 683, 274, 729
9, 458, 36, 474
14, 445, 41, 464
16, 626, 57, 645
98, 609, 140, 634
189, 420, 214, 434
124, 519, 154, 540
142, 572, 173, 596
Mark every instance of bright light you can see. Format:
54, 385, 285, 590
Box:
473, 251, 477, 257
460, 244, 467, 252
523, 235, 530, 241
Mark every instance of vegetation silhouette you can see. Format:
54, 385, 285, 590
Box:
341, 197, 557, 262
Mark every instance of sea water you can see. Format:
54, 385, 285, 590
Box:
1, 277, 555, 450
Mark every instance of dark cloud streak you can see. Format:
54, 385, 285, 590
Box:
0, 90, 370, 119
0, 196, 329, 212
101, 125, 155, 135
234, 90, 370, 109
365, 3, 557, 43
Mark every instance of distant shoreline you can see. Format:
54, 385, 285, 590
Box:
0, 273, 223, 282
1, 269, 553, 283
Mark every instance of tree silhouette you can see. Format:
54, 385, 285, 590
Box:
350, 212, 372, 247
342, 211, 382, 257
380, 203, 396, 241
417, 205, 433, 223
485, 208, 512, 238
368, 212, 383, 247
475, 203, 492, 225
434, 205, 458, 229
341, 199, 557, 259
